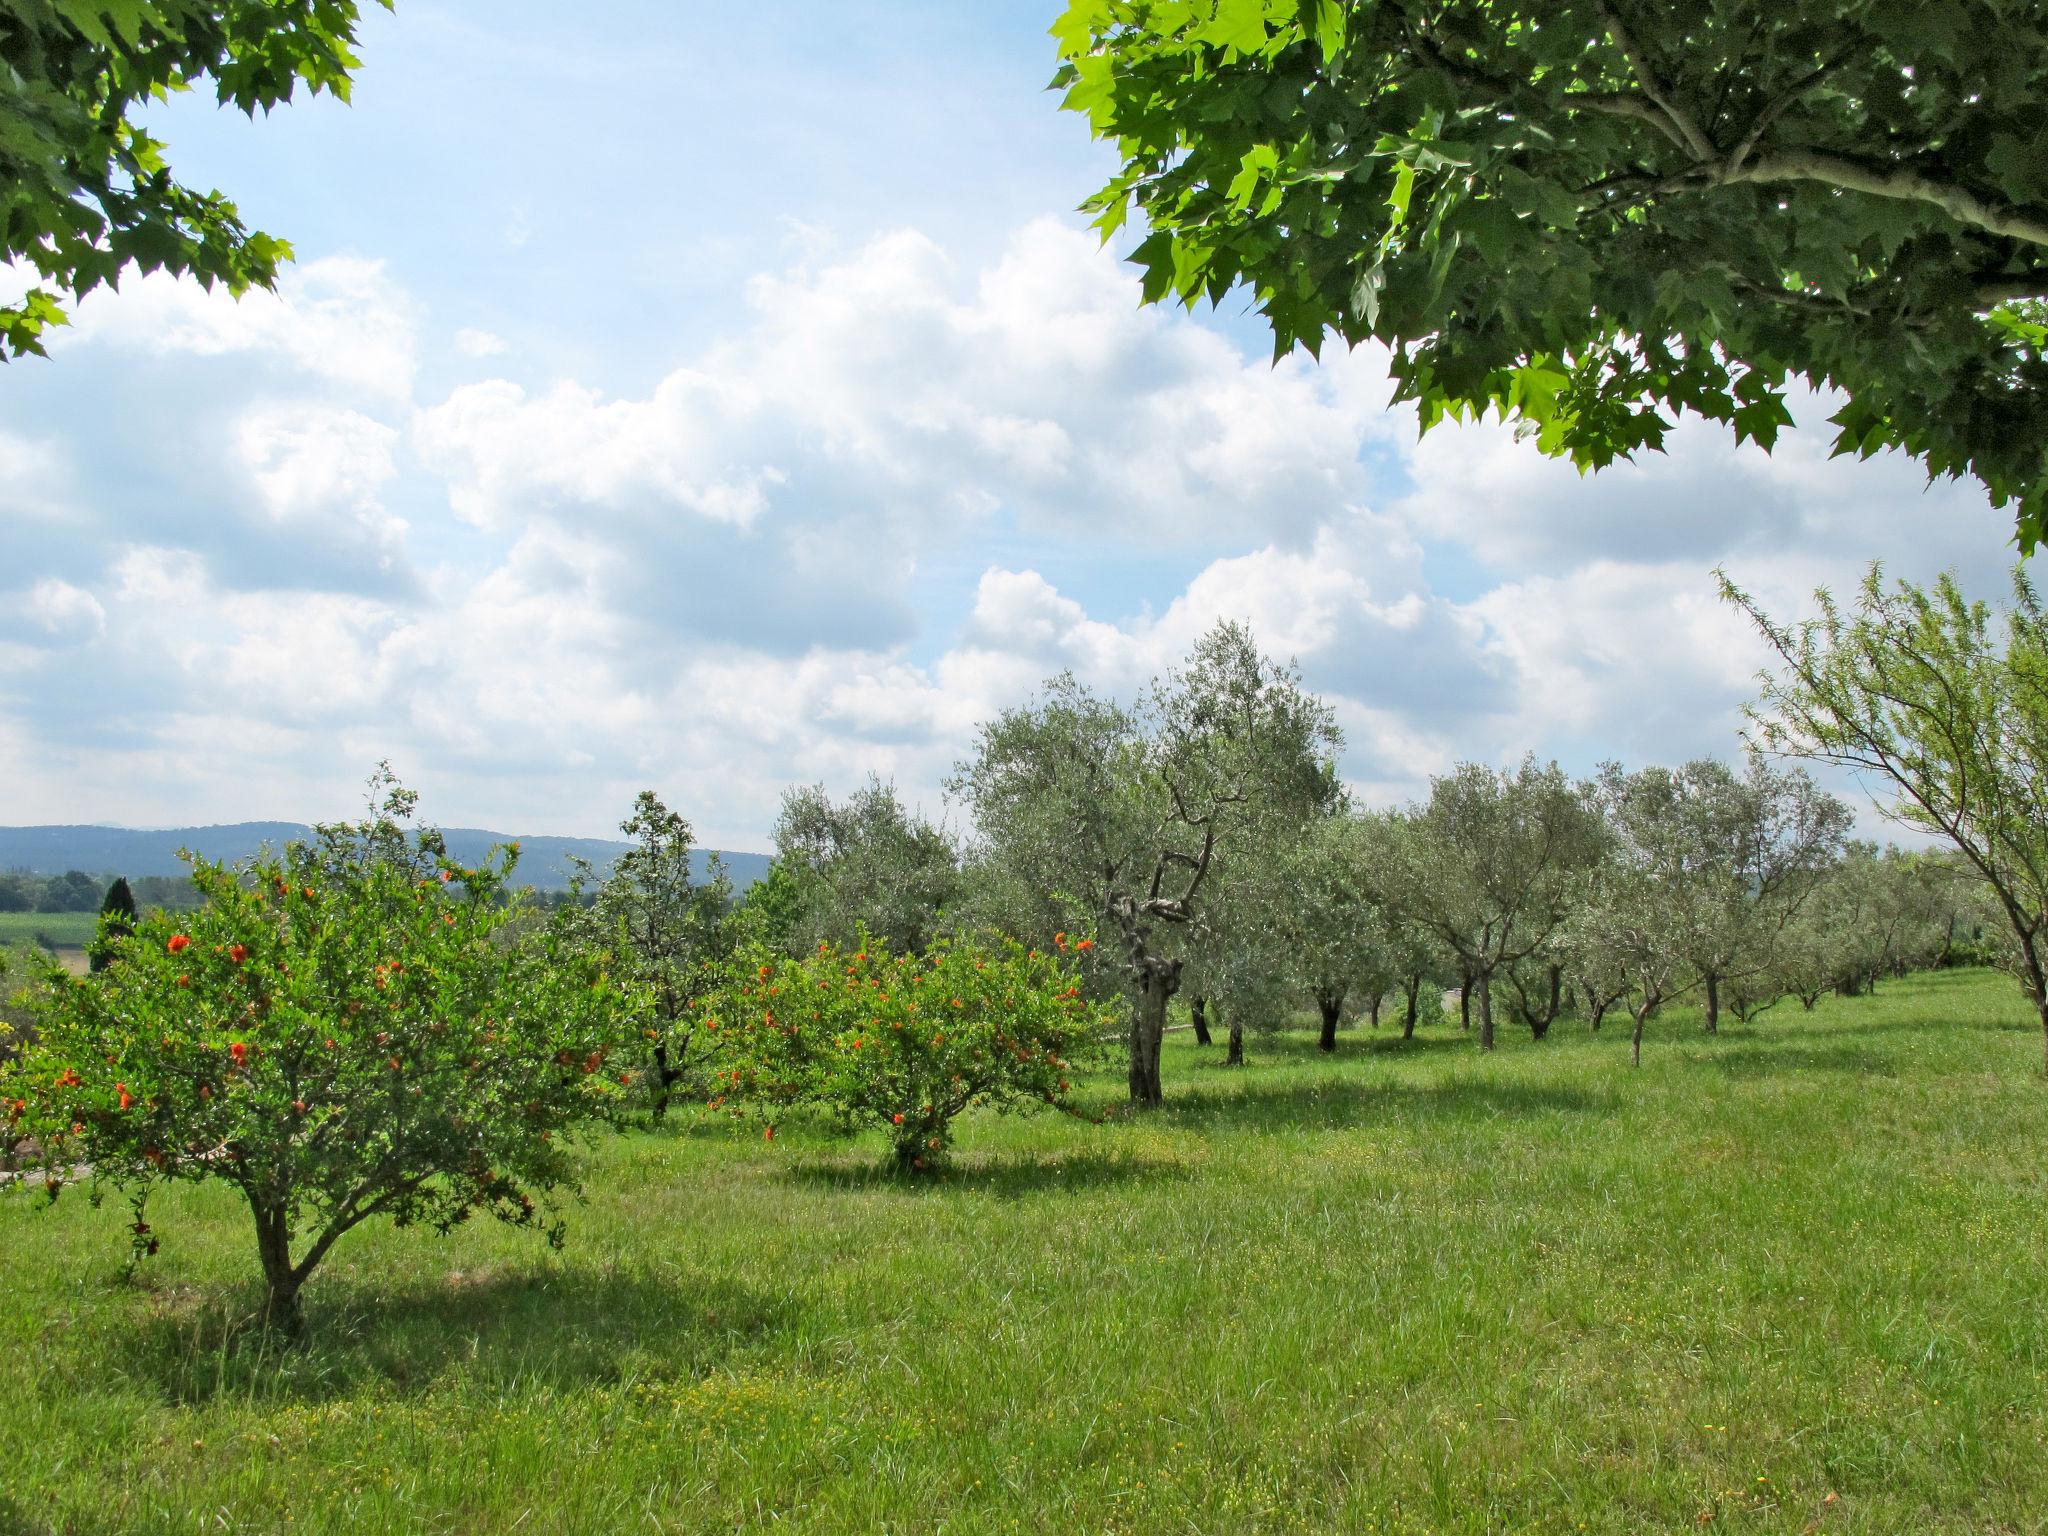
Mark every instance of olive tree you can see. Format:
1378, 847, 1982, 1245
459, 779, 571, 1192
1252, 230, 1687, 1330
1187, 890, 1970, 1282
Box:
1370, 760, 1604, 1050
1568, 764, 1705, 1065
1650, 756, 1852, 1031
951, 622, 1340, 1103
1725, 566, 2048, 1071
773, 777, 959, 955
1265, 812, 1404, 1052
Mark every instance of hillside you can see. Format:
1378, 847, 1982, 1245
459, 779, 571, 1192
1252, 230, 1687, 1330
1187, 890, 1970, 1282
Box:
0, 823, 770, 892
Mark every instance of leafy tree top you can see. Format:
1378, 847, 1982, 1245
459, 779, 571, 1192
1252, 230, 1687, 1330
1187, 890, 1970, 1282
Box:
1054, 0, 2048, 542
1, 0, 390, 359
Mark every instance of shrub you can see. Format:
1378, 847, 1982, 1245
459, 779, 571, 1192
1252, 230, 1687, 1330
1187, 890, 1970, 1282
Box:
701, 931, 1113, 1170
0, 783, 635, 1334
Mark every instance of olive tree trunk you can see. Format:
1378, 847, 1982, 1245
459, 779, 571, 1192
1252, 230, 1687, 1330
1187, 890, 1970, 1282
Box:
1316, 990, 1343, 1053
1190, 995, 1213, 1047
1401, 974, 1421, 1040
1130, 970, 1171, 1104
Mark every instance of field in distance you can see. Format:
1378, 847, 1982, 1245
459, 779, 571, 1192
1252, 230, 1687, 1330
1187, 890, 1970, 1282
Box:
0, 910, 96, 952
2, 969, 2044, 1534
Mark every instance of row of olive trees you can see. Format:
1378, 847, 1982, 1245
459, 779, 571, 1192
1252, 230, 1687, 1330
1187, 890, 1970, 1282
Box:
722, 607, 2022, 1099
586, 569, 2048, 1104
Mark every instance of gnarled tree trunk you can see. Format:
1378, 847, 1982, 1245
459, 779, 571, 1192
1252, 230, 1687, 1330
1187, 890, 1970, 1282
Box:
1225, 1012, 1244, 1066
1130, 967, 1175, 1103
1702, 971, 1721, 1034
1476, 970, 1496, 1052
1190, 995, 1213, 1047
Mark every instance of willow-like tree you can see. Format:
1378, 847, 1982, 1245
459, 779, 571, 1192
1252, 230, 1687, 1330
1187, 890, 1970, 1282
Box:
1054, 1, 2048, 543
1724, 566, 2048, 1072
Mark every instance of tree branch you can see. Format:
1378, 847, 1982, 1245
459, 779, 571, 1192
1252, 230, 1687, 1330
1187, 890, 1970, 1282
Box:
1594, 0, 1718, 160
1726, 148, 2048, 250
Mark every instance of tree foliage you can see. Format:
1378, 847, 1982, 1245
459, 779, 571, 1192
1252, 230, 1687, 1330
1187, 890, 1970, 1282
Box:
1054, 0, 2048, 542
699, 933, 1111, 1170
2, 0, 390, 360
1724, 565, 2048, 1070
952, 621, 1339, 1103
0, 773, 630, 1332
1366, 758, 1602, 1050
562, 791, 734, 1122
773, 778, 958, 955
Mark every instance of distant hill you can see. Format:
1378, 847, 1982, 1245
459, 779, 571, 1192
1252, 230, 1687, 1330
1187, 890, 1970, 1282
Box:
0, 823, 770, 893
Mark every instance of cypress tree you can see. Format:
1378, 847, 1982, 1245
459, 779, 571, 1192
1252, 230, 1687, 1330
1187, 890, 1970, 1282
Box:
88, 876, 137, 974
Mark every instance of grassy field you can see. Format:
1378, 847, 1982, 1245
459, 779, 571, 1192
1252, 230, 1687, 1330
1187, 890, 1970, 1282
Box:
3, 969, 2045, 1535
0, 911, 96, 952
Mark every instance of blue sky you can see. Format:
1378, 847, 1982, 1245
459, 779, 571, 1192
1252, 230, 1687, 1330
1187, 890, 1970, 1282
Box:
0, 1, 2019, 849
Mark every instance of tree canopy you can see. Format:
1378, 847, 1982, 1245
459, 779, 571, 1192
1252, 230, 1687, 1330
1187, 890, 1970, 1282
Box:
0, 0, 389, 359
1053, 0, 2048, 543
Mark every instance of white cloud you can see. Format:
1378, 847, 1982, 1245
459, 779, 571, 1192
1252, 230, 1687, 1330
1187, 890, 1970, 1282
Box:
14, 578, 106, 643
234, 404, 405, 553
453, 327, 510, 358
413, 220, 1387, 554
57, 256, 418, 403
0, 215, 2021, 845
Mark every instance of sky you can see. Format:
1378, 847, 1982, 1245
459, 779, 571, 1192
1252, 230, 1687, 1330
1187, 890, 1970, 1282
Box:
0, 1, 2024, 851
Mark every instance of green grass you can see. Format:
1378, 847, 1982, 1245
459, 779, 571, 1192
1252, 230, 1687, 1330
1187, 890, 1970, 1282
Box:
0, 911, 96, 951
4, 969, 2046, 1535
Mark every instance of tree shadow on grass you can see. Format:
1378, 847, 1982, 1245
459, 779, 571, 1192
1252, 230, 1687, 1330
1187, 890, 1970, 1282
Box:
116, 1263, 787, 1408
1148, 1074, 1619, 1134
781, 1146, 1187, 1200
1178, 1030, 1472, 1070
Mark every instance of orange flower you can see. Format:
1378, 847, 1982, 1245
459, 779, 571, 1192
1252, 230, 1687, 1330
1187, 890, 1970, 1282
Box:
1055, 932, 1067, 950
229, 1042, 248, 1066
892, 1113, 905, 1125
55, 1067, 80, 1088
227, 944, 249, 965
1076, 938, 1095, 952
166, 935, 190, 955
175, 974, 189, 988
116, 1084, 133, 1111
763, 1125, 775, 1141
292, 1099, 308, 1114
